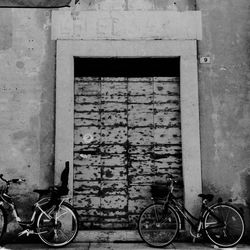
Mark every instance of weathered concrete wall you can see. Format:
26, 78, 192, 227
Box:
2, 0, 250, 240
197, 0, 250, 232
0, 1, 195, 235
75, 0, 195, 11
0, 9, 55, 229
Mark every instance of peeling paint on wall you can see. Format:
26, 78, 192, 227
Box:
231, 168, 250, 206
0, 8, 55, 225
0, 9, 12, 50
198, 0, 250, 235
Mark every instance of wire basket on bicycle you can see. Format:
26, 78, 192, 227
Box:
151, 180, 172, 200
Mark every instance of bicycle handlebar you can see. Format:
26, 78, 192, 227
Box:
166, 173, 175, 179
0, 174, 26, 184
164, 173, 183, 187
0, 174, 8, 183
12, 178, 26, 184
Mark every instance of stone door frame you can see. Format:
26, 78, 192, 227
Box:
55, 40, 202, 223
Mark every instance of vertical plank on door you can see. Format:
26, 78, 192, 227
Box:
100, 78, 128, 229
127, 78, 154, 227
74, 77, 101, 229
154, 77, 183, 196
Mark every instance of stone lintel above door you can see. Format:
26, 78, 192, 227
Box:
51, 10, 202, 41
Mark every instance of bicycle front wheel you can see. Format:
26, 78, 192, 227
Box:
0, 205, 7, 244
204, 203, 245, 248
37, 202, 79, 247
138, 204, 179, 248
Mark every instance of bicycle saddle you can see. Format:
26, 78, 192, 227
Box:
198, 194, 214, 202
33, 189, 50, 196
33, 162, 69, 197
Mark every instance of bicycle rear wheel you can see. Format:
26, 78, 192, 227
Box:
0, 205, 7, 244
37, 202, 79, 247
138, 204, 179, 248
204, 203, 245, 248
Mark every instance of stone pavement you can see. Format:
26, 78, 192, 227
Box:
1, 243, 250, 250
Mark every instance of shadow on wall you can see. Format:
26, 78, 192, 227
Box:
230, 169, 250, 235
244, 173, 250, 232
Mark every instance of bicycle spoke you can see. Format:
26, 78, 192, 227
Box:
226, 228, 238, 240
138, 204, 179, 248
153, 205, 159, 222
0, 207, 6, 241
37, 203, 78, 247
59, 228, 69, 239
223, 207, 230, 224
56, 208, 69, 220
52, 228, 68, 242
204, 204, 244, 248
218, 206, 225, 222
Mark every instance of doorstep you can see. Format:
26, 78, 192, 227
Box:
75, 230, 188, 242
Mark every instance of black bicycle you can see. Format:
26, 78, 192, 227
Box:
0, 162, 79, 247
138, 173, 245, 248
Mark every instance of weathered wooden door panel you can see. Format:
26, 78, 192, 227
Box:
128, 185, 152, 228
74, 76, 182, 230
127, 78, 154, 226
153, 77, 182, 197
101, 145, 126, 154
100, 180, 128, 229
99, 78, 128, 228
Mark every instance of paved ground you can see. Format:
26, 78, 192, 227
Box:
1, 243, 250, 250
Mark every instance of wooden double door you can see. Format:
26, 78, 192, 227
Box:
73, 77, 182, 229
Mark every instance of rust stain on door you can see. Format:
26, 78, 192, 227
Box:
74, 77, 182, 229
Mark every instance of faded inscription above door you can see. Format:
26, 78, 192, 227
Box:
73, 77, 182, 229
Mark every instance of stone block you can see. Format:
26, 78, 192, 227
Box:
128, 0, 154, 10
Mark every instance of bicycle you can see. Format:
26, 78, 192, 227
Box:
138, 172, 245, 248
0, 161, 79, 247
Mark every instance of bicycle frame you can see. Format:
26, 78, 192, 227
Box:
166, 193, 226, 236
0, 187, 70, 231
166, 194, 201, 231
0, 164, 79, 247
139, 175, 245, 249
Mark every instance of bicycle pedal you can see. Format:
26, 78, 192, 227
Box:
37, 230, 49, 235
18, 229, 29, 237
18, 229, 35, 237
19, 221, 32, 225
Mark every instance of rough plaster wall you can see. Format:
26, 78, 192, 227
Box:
197, 0, 250, 229
76, 0, 195, 11
0, 9, 55, 227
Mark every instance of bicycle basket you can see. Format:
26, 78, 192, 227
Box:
151, 182, 170, 199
